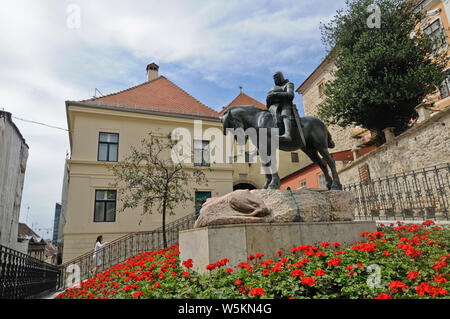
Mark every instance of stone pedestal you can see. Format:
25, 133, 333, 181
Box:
179, 221, 376, 274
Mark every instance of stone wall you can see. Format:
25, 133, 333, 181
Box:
338, 106, 450, 185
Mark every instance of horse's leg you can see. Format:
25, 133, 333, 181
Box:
318, 148, 342, 190
262, 173, 272, 189
268, 158, 281, 189
264, 130, 280, 190
304, 149, 333, 190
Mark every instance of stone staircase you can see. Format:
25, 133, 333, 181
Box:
58, 213, 196, 289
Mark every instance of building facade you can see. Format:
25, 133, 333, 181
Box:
418, 0, 450, 112
0, 111, 29, 253
61, 63, 304, 263
52, 203, 61, 245
292, 0, 450, 188
17, 222, 47, 261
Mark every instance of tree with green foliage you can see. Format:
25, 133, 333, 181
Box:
319, 0, 448, 144
110, 132, 207, 248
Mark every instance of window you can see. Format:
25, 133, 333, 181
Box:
439, 72, 450, 98
94, 190, 117, 222
300, 180, 307, 189
194, 140, 210, 167
318, 81, 325, 97
195, 191, 211, 216
98, 132, 119, 162
318, 173, 327, 189
291, 152, 299, 163
424, 19, 446, 49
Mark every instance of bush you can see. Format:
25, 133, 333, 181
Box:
58, 221, 449, 299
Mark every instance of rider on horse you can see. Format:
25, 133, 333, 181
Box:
266, 71, 295, 143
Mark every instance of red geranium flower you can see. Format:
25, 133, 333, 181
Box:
320, 241, 330, 247
182, 259, 193, 269
434, 274, 447, 283
290, 269, 304, 278
416, 282, 447, 297
261, 269, 271, 277
316, 251, 326, 257
374, 293, 391, 299
250, 287, 266, 297
315, 269, 326, 276
133, 291, 143, 298
389, 281, 408, 293
328, 257, 341, 267
301, 276, 315, 286
206, 264, 216, 271
407, 271, 420, 280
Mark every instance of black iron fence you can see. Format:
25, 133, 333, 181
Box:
0, 245, 60, 299
343, 163, 449, 221
58, 213, 197, 289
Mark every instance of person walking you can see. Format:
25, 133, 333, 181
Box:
91, 235, 108, 276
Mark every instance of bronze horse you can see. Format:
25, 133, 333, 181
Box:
220, 105, 342, 190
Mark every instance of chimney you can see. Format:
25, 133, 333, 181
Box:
146, 62, 159, 82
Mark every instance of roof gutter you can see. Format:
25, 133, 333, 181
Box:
65, 100, 222, 151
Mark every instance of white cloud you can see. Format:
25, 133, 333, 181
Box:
0, 0, 346, 237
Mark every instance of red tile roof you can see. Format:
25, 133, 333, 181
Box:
79, 76, 219, 119
219, 92, 267, 115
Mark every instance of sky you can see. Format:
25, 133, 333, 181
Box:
0, 0, 347, 239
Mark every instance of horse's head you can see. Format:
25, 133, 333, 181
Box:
220, 109, 241, 136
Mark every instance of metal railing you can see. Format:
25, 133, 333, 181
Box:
0, 245, 60, 299
58, 213, 197, 289
343, 163, 449, 221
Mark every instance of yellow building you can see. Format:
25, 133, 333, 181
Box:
61, 63, 302, 262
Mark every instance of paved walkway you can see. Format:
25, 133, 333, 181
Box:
39, 290, 64, 299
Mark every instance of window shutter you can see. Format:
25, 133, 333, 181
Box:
359, 164, 371, 184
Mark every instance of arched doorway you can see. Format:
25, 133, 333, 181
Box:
233, 182, 257, 191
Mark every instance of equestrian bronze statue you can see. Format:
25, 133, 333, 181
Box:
220, 71, 342, 191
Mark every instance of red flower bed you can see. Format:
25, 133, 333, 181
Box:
58, 221, 449, 299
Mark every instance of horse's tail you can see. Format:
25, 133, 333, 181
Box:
327, 129, 335, 149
